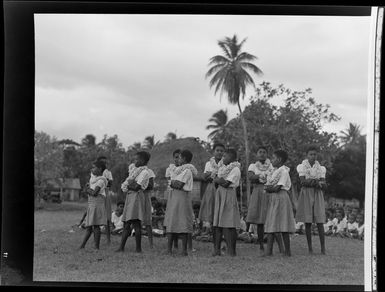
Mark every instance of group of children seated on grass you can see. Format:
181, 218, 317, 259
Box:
295, 205, 364, 240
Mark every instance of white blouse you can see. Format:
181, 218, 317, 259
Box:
224, 167, 241, 188
89, 176, 107, 197
266, 166, 291, 191
172, 169, 193, 192
135, 169, 150, 190
297, 160, 326, 179
103, 169, 113, 181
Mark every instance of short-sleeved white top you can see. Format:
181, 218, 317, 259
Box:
103, 169, 113, 181
111, 211, 123, 229
357, 224, 364, 236
165, 164, 176, 178
135, 169, 150, 190
148, 169, 156, 179
296, 160, 326, 179
247, 161, 274, 176
204, 159, 222, 173
172, 169, 193, 192
335, 220, 347, 232
224, 167, 241, 188
267, 166, 291, 191
89, 176, 107, 197
347, 222, 358, 232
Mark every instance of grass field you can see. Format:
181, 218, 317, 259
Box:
33, 202, 364, 284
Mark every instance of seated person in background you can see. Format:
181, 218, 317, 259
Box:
111, 201, 125, 235
295, 221, 305, 235
324, 211, 335, 236
332, 211, 346, 237
346, 214, 358, 238
311, 223, 319, 235
355, 213, 364, 240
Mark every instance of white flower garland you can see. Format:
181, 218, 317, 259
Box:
217, 161, 241, 179
121, 165, 148, 192
173, 163, 198, 177
208, 157, 224, 177
252, 159, 273, 183
301, 159, 324, 179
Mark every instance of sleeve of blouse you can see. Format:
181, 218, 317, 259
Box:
204, 162, 211, 173
179, 169, 192, 184
165, 167, 171, 178
276, 169, 290, 187
296, 164, 306, 176
320, 166, 326, 179
226, 167, 241, 184
247, 164, 256, 173
136, 170, 150, 190
95, 179, 107, 196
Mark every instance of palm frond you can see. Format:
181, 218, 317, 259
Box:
208, 55, 231, 66
240, 62, 264, 76
217, 41, 232, 59
205, 63, 227, 79
236, 52, 257, 62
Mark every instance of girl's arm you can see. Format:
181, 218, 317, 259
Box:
146, 178, 154, 190
248, 171, 259, 183
213, 177, 231, 188
170, 180, 185, 190
265, 184, 282, 193
87, 186, 101, 196
127, 181, 142, 192
299, 176, 315, 187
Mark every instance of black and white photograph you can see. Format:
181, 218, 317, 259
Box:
2, 2, 381, 289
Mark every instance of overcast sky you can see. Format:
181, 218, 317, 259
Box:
35, 14, 371, 148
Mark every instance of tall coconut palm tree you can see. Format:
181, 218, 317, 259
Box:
340, 123, 362, 146
206, 109, 229, 141
143, 135, 155, 150
206, 34, 263, 200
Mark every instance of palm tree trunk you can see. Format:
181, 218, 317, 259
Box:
237, 100, 250, 207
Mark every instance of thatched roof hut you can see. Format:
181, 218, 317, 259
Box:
148, 137, 211, 180
148, 137, 212, 202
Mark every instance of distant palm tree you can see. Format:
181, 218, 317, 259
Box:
206, 34, 263, 199
143, 135, 155, 150
340, 123, 362, 145
131, 142, 142, 151
206, 109, 229, 141
165, 132, 177, 142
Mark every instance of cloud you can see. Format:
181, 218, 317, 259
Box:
34, 14, 371, 146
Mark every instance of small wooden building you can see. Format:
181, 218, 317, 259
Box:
43, 178, 81, 201
147, 137, 212, 203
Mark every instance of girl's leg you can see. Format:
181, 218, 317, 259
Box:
146, 225, 154, 249
180, 233, 188, 256
245, 222, 251, 234
305, 223, 313, 253
93, 226, 101, 249
173, 234, 179, 249
316, 223, 326, 254
229, 228, 237, 256
79, 226, 93, 249
282, 232, 291, 256
187, 233, 193, 251
106, 221, 111, 245
265, 233, 274, 256
257, 224, 265, 251
116, 221, 131, 252
132, 220, 142, 253
274, 233, 284, 253
166, 233, 173, 255
212, 227, 222, 256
